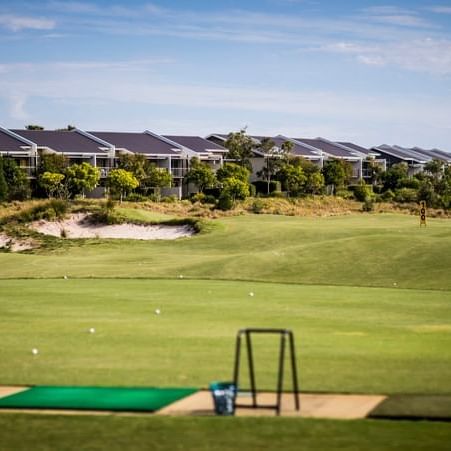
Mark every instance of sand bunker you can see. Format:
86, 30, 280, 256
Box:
0, 233, 36, 252
31, 213, 194, 240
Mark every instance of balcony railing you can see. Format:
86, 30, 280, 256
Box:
170, 168, 188, 178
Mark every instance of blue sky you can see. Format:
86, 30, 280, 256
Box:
0, 0, 450, 148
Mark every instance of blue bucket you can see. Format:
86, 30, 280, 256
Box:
209, 382, 237, 416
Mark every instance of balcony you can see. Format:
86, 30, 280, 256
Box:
170, 168, 188, 178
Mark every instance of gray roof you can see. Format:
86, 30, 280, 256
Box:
89, 132, 180, 155
338, 142, 375, 156
296, 138, 359, 158
164, 135, 227, 153
11, 129, 108, 154
375, 145, 427, 163
0, 129, 32, 153
412, 147, 451, 163
270, 136, 322, 158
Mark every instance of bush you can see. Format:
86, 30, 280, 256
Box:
380, 189, 395, 201
252, 180, 281, 195
394, 188, 418, 203
217, 192, 234, 211
362, 198, 375, 212
190, 192, 205, 203
161, 195, 178, 203
336, 189, 354, 199
401, 178, 420, 189
353, 183, 373, 202
250, 199, 265, 214
126, 193, 148, 202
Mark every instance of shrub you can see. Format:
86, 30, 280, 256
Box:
362, 198, 375, 212
191, 193, 205, 203
217, 192, 234, 211
161, 195, 178, 203
394, 188, 418, 203
380, 189, 395, 201
250, 199, 265, 214
126, 193, 148, 202
353, 183, 373, 202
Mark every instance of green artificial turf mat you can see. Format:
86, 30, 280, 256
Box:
0, 386, 197, 412
369, 395, 451, 420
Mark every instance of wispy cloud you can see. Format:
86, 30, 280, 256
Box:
323, 37, 451, 74
428, 6, 451, 14
0, 14, 55, 32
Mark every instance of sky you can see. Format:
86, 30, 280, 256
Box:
0, 0, 451, 148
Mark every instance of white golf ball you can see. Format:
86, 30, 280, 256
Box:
63, 275, 68, 280
393, 282, 397, 287
178, 274, 184, 279
31, 348, 39, 355
89, 327, 95, 334
249, 292, 254, 297
155, 309, 161, 315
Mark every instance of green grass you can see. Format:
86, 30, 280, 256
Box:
0, 214, 450, 290
0, 279, 450, 394
0, 414, 450, 451
370, 395, 451, 420
0, 211, 450, 449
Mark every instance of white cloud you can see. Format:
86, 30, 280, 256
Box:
323, 38, 451, 74
429, 6, 451, 14
8, 93, 28, 120
0, 14, 55, 32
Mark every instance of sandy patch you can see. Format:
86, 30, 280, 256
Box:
0, 233, 36, 252
31, 213, 194, 240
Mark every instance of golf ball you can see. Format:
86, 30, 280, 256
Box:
393, 282, 397, 287
178, 274, 184, 279
155, 309, 161, 315
89, 327, 95, 334
63, 275, 68, 280
31, 348, 39, 355
249, 292, 254, 297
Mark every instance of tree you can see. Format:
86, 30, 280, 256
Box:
224, 129, 255, 170
107, 169, 139, 202
382, 162, 409, 191
185, 157, 216, 193
55, 125, 76, 131
117, 154, 147, 183
322, 159, 352, 194
38, 152, 68, 175
40, 172, 66, 198
424, 159, 444, 182
257, 139, 294, 194
297, 158, 325, 194
277, 163, 306, 196
26, 125, 44, 130
216, 162, 250, 183
0, 158, 8, 201
221, 177, 250, 201
1, 158, 30, 200
143, 164, 172, 199
65, 162, 100, 198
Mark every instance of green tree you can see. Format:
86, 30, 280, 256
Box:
322, 159, 352, 194
1, 158, 30, 200
185, 157, 216, 193
0, 158, 8, 201
278, 163, 306, 196
38, 153, 68, 175
221, 177, 250, 201
26, 125, 44, 130
382, 162, 409, 191
40, 172, 66, 198
224, 129, 255, 170
143, 164, 173, 200
107, 169, 139, 202
65, 162, 100, 198
216, 162, 250, 183
297, 158, 324, 195
117, 154, 148, 184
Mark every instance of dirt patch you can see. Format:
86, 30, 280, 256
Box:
30, 213, 194, 240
